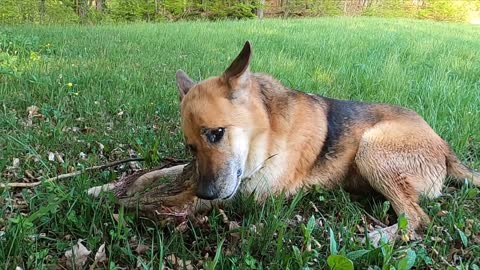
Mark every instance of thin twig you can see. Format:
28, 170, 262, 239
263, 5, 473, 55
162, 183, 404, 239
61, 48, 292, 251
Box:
363, 211, 387, 228
1, 158, 145, 188
432, 247, 453, 267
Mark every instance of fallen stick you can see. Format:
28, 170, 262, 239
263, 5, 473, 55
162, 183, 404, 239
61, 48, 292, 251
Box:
363, 211, 387, 228
87, 160, 216, 224
1, 157, 146, 188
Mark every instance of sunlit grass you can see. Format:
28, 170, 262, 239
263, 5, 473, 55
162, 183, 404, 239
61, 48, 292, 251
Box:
1, 17, 479, 269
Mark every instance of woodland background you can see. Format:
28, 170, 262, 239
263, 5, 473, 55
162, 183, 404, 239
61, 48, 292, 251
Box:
1, 0, 480, 24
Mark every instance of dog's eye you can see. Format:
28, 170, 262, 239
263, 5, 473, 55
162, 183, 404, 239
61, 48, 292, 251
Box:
206, 128, 225, 144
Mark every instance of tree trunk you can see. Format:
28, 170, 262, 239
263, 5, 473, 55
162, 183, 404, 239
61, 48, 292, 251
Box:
256, 0, 265, 19
39, 0, 46, 23
95, 0, 103, 12
79, 0, 88, 23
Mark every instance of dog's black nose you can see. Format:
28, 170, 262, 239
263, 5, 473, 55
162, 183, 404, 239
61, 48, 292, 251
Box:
196, 183, 219, 200
237, 169, 242, 178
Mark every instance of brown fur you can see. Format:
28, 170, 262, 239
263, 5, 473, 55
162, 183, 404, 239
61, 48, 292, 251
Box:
176, 41, 480, 233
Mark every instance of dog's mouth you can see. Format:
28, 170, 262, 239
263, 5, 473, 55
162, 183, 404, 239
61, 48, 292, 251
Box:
222, 174, 242, 200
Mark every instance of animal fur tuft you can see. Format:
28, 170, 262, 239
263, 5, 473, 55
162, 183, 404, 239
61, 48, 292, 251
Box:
446, 150, 480, 186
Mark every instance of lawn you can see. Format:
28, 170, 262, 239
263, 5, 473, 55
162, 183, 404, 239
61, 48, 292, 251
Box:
1, 17, 479, 269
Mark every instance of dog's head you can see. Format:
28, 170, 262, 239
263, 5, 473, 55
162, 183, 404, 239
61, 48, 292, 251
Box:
175, 41, 264, 200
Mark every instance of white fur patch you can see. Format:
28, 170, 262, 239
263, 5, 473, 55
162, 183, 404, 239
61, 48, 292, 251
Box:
229, 127, 250, 170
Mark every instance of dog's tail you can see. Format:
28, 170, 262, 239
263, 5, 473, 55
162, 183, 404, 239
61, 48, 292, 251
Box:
446, 150, 480, 186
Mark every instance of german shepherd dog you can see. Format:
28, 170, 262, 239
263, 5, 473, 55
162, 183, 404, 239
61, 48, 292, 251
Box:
175, 41, 479, 239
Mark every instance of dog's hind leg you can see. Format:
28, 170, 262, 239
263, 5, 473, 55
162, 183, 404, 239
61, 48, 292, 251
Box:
354, 120, 449, 243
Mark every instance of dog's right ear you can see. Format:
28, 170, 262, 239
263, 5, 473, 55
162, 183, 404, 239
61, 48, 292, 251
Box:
176, 70, 195, 101
223, 41, 252, 93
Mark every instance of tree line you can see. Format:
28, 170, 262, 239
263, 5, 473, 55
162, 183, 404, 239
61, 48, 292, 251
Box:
1, 0, 479, 24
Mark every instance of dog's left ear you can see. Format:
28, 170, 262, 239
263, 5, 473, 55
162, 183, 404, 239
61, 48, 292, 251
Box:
176, 69, 195, 101
223, 41, 252, 92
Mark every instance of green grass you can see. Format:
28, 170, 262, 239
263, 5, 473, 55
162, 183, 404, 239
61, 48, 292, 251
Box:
1, 17, 480, 269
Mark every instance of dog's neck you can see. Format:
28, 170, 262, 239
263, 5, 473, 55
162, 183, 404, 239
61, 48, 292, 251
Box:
242, 74, 328, 195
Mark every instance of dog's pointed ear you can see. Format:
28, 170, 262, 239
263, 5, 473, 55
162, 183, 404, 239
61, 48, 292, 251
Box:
223, 41, 252, 91
176, 70, 195, 101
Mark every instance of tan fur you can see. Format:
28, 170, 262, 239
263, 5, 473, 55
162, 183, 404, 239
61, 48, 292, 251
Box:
176, 42, 480, 234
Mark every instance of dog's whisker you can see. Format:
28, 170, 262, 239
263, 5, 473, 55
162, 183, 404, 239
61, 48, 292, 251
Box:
246, 153, 278, 178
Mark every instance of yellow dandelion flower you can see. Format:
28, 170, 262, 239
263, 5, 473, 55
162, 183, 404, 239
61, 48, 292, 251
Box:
67, 83, 73, 88
150, 102, 154, 106
74, 92, 79, 96
30, 51, 41, 61
401, 233, 410, 242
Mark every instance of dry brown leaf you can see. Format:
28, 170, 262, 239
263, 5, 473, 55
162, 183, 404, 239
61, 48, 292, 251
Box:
128, 148, 138, 158
136, 257, 146, 269
250, 224, 258, 234
26, 105, 42, 127
431, 236, 444, 243
229, 221, 240, 231
27, 105, 38, 114
309, 201, 319, 213
96, 142, 105, 157
94, 243, 107, 263
466, 219, 474, 229
129, 161, 141, 171
24, 170, 35, 179
161, 260, 172, 270
218, 208, 229, 224
25, 154, 41, 163
295, 214, 304, 223
81, 127, 96, 134
12, 158, 20, 169
55, 152, 65, 163
165, 254, 178, 266
174, 221, 189, 233
436, 210, 448, 217
135, 243, 150, 255
473, 232, 480, 245
112, 213, 120, 222
106, 121, 114, 131
48, 152, 55, 161
3, 158, 21, 179
112, 214, 128, 227
165, 254, 192, 269
305, 242, 312, 252
312, 238, 322, 249
228, 221, 241, 242
65, 239, 91, 269
183, 260, 194, 270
